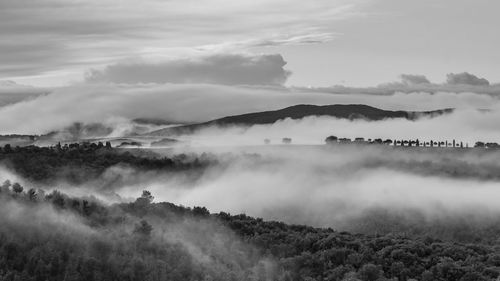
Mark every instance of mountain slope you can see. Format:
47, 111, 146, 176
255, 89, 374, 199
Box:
149, 104, 453, 136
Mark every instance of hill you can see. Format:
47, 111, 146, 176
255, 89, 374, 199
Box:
0, 186, 498, 281
149, 104, 453, 136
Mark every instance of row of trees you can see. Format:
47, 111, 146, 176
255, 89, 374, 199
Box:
0, 143, 215, 183
325, 135, 500, 149
1, 141, 111, 154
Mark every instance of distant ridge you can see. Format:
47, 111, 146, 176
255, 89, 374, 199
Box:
149, 104, 453, 136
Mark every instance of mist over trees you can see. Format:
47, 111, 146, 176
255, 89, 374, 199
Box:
1, 183, 500, 281
0, 143, 216, 184
3, 144, 500, 280
2, 0, 500, 279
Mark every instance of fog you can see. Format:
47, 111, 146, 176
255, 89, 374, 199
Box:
4, 133, 500, 245
3, 81, 500, 242
1, 82, 500, 135
152, 148, 500, 243
32, 144, 493, 239
158, 108, 500, 146
0, 175, 279, 280
0, 192, 95, 237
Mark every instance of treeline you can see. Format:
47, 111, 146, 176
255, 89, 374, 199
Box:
0, 185, 274, 281
325, 135, 500, 149
0, 184, 499, 280
0, 143, 215, 183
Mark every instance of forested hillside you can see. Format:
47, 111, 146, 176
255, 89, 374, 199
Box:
0, 143, 214, 183
3, 144, 500, 280
0, 184, 499, 281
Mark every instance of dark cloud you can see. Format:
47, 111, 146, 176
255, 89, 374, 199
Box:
86, 54, 292, 86
446, 72, 490, 86
400, 74, 430, 85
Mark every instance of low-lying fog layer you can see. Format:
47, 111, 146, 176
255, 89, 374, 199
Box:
1, 82, 500, 135
5, 138, 500, 242
165, 108, 500, 146
15, 144, 492, 237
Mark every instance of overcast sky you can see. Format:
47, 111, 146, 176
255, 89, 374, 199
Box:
1, 0, 499, 87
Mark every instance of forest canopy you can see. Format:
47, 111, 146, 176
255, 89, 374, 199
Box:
0, 179, 499, 281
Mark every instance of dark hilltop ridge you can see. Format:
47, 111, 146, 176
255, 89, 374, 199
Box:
149, 104, 453, 136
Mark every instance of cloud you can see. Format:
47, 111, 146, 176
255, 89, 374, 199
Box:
2, 82, 500, 135
446, 72, 490, 86
400, 74, 430, 85
157, 108, 500, 147
304, 71, 499, 95
109, 144, 500, 237
197, 32, 339, 52
0, 0, 362, 81
85, 54, 291, 86
0, 81, 49, 107
0, 83, 338, 134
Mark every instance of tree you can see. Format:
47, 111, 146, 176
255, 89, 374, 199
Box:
136, 190, 154, 205
12, 182, 23, 194
1, 179, 11, 192
421, 270, 435, 281
475, 141, 485, 148
3, 144, 12, 153
459, 272, 487, 281
357, 264, 381, 281
193, 206, 210, 216
134, 220, 153, 236
63, 261, 82, 281
49, 190, 66, 208
325, 136, 338, 144
342, 272, 362, 281
390, 262, 405, 280
27, 188, 37, 201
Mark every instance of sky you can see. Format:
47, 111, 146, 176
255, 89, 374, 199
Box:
2, 0, 500, 137
1, 0, 499, 87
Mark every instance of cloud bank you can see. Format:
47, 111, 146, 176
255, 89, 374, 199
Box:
2, 81, 500, 135
446, 72, 490, 86
0, 81, 48, 107
95, 145, 500, 239
157, 109, 500, 146
305, 71, 500, 95
86, 54, 291, 86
